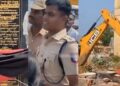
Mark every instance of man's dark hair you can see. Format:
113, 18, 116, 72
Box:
46, 0, 71, 16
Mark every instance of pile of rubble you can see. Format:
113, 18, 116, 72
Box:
79, 71, 120, 86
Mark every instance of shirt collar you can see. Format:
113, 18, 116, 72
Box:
29, 28, 48, 37
39, 28, 48, 36
52, 29, 67, 40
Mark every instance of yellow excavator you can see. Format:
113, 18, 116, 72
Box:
79, 9, 120, 72
70, 0, 78, 5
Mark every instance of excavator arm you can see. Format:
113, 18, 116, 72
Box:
101, 9, 120, 36
79, 9, 120, 66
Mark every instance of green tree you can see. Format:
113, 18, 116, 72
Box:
101, 27, 113, 46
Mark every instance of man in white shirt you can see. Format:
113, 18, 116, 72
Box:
23, 11, 31, 48
67, 14, 80, 42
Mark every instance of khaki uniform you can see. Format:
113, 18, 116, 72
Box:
36, 29, 79, 86
28, 28, 47, 57
28, 28, 48, 86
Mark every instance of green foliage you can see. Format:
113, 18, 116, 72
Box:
111, 55, 120, 63
101, 27, 113, 46
92, 57, 107, 66
91, 55, 120, 71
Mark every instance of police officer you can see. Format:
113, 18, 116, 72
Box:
28, 0, 47, 86
36, 0, 79, 86
28, 0, 47, 57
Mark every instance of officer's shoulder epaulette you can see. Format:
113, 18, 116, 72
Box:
63, 35, 76, 42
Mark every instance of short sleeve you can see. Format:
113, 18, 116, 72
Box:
60, 42, 79, 75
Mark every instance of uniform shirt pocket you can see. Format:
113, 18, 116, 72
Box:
44, 53, 56, 73
44, 53, 63, 80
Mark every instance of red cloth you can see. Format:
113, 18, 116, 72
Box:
0, 75, 15, 81
0, 49, 24, 55
116, 69, 120, 75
